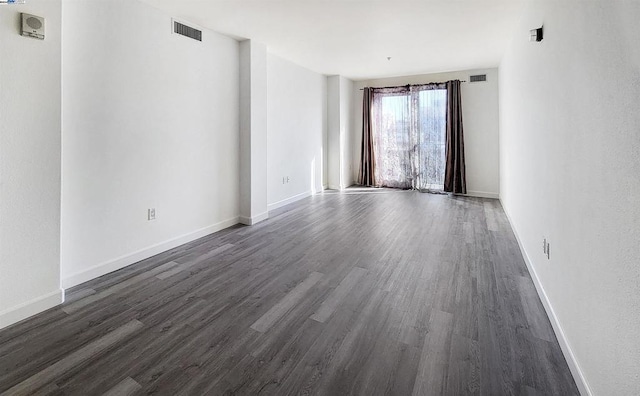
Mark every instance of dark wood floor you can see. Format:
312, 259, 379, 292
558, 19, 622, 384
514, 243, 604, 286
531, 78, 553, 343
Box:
0, 190, 579, 395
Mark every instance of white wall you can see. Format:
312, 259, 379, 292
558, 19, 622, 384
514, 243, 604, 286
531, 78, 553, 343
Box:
0, 1, 63, 328
340, 76, 355, 188
328, 75, 355, 190
267, 53, 326, 209
327, 76, 341, 189
61, 0, 240, 287
239, 40, 268, 225
499, 1, 640, 395
352, 69, 500, 198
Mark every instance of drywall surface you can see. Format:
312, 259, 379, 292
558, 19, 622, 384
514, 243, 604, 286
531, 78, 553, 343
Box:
267, 53, 326, 208
0, 0, 63, 328
327, 75, 355, 190
61, 0, 240, 286
352, 69, 500, 198
499, 1, 640, 394
239, 40, 268, 224
340, 76, 355, 188
327, 76, 341, 189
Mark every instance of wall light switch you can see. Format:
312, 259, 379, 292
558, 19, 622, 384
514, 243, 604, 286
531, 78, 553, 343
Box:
148, 208, 156, 221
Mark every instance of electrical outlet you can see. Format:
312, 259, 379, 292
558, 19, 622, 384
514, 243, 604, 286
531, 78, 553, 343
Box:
148, 208, 156, 221
286, 176, 290, 183
546, 241, 550, 259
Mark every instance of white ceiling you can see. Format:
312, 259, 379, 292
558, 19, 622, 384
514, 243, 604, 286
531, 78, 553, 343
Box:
140, 0, 525, 80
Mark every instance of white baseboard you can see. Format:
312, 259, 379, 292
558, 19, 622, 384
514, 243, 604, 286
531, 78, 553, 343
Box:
61, 216, 239, 289
267, 190, 312, 212
465, 190, 499, 199
239, 211, 269, 226
0, 289, 64, 330
500, 201, 592, 396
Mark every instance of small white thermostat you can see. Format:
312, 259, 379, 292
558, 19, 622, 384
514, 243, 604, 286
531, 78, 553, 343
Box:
21, 13, 45, 40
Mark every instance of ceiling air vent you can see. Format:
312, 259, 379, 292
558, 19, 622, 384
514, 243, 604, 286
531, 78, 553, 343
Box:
173, 20, 202, 42
470, 74, 487, 83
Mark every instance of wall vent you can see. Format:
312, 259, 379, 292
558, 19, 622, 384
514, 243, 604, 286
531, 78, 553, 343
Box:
173, 20, 202, 41
470, 74, 487, 83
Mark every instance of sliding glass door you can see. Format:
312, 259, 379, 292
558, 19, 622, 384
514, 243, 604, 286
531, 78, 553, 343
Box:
371, 85, 447, 191
415, 88, 447, 190
372, 90, 412, 189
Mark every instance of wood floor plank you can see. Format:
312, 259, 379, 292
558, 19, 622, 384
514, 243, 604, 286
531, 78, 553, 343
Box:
172, 243, 235, 271
446, 333, 480, 395
154, 265, 184, 280
0, 303, 137, 388
53, 299, 219, 395
101, 377, 141, 396
62, 261, 178, 314
250, 271, 323, 333
64, 288, 96, 304
310, 266, 367, 323
516, 275, 557, 343
412, 309, 454, 396
1, 320, 143, 396
277, 285, 389, 395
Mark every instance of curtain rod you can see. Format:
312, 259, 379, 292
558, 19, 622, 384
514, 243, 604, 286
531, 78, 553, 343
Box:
358, 81, 466, 91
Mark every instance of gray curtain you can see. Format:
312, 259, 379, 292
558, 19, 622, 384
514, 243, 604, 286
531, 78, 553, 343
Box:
444, 80, 467, 194
358, 87, 375, 186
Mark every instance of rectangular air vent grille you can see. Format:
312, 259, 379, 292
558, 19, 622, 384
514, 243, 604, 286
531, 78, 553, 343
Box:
470, 74, 487, 82
174, 21, 202, 41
